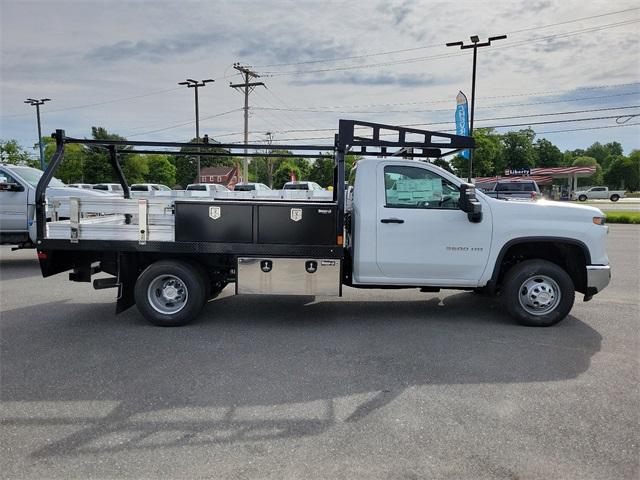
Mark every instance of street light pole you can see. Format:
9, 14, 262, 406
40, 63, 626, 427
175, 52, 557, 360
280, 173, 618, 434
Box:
446, 34, 506, 182
178, 78, 214, 182
24, 98, 51, 170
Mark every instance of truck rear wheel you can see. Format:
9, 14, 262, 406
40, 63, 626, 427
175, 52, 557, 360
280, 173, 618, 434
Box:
578, 195, 587, 202
134, 260, 206, 327
610, 194, 620, 202
502, 259, 575, 327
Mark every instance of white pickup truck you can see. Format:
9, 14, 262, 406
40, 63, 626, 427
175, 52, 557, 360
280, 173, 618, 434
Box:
0, 164, 110, 248
574, 186, 625, 202
35, 122, 611, 328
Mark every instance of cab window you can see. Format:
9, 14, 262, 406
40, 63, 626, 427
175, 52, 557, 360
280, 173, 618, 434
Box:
384, 165, 459, 209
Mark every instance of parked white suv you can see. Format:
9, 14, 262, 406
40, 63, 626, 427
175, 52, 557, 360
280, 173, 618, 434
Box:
233, 182, 272, 191
92, 183, 123, 194
283, 181, 324, 191
186, 183, 230, 192
130, 183, 172, 192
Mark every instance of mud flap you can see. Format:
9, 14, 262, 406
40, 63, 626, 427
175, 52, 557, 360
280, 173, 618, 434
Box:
115, 253, 138, 314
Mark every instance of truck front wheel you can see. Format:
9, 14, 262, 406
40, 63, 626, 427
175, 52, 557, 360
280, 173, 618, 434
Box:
610, 194, 620, 202
502, 260, 575, 327
134, 260, 206, 327
578, 195, 587, 202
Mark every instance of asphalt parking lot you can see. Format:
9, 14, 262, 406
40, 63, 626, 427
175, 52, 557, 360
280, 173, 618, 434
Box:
1, 226, 638, 479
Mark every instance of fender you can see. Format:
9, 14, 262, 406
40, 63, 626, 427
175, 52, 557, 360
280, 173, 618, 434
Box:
486, 236, 591, 290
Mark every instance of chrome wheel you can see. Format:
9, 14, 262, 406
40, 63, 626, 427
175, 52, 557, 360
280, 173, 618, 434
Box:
147, 274, 188, 315
518, 275, 561, 316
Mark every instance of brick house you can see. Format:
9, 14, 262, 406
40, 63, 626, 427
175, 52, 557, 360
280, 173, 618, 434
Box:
195, 166, 239, 189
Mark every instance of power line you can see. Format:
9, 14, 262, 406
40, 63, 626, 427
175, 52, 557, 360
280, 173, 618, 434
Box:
0, 72, 241, 119
252, 7, 640, 68
1, 87, 183, 119
252, 91, 639, 115
261, 19, 640, 77
536, 122, 640, 134
126, 108, 242, 137
254, 113, 640, 143
213, 105, 640, 138
245, 82, 640, 113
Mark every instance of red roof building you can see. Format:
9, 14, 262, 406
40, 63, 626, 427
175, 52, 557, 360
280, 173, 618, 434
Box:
195, 166, 239, 189
474, 166, 596, 192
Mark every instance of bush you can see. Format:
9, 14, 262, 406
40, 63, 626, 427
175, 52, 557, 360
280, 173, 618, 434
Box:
602, 211, 640, 224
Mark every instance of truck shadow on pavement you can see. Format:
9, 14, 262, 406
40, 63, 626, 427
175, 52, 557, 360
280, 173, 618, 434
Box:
0, 291, 602, 459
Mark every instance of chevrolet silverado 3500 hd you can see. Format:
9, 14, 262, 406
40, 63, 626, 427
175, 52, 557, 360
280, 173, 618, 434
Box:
34, 121, 610, 327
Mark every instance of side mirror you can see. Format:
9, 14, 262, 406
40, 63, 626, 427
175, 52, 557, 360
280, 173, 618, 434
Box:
0, 181, 24, 192
459, 183, 482, 223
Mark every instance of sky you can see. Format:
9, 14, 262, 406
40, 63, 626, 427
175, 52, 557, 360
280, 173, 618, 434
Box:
1, 0, 639, 162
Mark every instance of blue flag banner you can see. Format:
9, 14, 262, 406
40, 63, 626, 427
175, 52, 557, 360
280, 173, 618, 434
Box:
455, 91, 470, 159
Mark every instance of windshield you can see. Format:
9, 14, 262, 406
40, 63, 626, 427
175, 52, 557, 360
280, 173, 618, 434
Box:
496, 182, 536, 192
234, 184, 256, 191
9, 167, 65, 188
284, 183, 308, 190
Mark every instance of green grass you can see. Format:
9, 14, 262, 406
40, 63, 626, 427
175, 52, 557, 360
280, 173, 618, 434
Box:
602, 211, 640, 224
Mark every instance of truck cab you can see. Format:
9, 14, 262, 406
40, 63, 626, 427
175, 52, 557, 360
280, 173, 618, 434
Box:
347, 158, 610, 326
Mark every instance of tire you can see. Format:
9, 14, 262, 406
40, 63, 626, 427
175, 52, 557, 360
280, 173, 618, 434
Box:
610, 194, 620, 202
578, 195, 587, 202
134, 260, 207, 327
502, 259, 575, 327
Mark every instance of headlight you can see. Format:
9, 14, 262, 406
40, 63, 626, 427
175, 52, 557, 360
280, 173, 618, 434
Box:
593, 216, 606, 225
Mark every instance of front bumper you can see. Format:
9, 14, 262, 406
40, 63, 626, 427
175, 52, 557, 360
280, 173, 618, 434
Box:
585, 265, 611, 298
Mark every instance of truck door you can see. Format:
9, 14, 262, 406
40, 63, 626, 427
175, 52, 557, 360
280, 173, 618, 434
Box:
375, 163, 492, 286
0, 169, 28, 233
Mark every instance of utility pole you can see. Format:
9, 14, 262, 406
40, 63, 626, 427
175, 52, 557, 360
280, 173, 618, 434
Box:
230, 64, 265, 182
24, 98, 51, 170
446, 34, 507, 182
178, 78, 214, 182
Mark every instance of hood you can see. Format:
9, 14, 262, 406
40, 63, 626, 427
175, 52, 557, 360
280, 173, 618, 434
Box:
486, 197, 604, 220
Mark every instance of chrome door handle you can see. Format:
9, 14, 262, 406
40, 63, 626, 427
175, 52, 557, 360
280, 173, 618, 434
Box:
380, 218, 404, 224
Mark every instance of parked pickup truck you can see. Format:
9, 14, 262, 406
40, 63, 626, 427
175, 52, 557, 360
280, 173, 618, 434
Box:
573, 186, 625, 202
0, 164, 110, 248
475, 179, 540, 200
34, 121, 611, 328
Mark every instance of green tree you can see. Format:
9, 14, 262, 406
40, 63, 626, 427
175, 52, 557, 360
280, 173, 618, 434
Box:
172, 137, 234, 188
273, 156, 311, 188
432, 158, 453, 173
451, 128, 503, 178
0, 139, 37, 167
534, 138, 563, 168
572, 156, 603, 187
501, 128, 536, 170
43, 136, 85, 183
82, 127, 134, 183
604, 151, 640, 191
307, 153, 359, 187
121, 153, 148, 184
145, 154, 176, 186
585, 141, 623, 170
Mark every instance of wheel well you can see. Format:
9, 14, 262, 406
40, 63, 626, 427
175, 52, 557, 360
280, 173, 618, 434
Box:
494, 241, 588, 294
